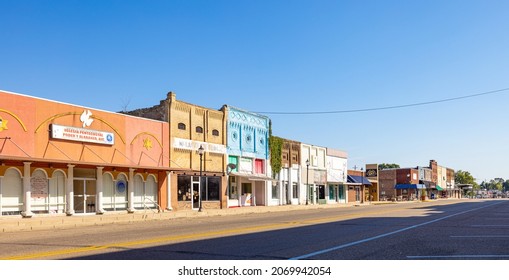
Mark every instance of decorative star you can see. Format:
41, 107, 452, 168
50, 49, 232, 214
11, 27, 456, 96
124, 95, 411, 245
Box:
0, 118, 7, 132
143, 138, 153, 150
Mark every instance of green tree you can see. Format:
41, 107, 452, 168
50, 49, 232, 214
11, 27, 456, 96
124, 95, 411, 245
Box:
455, 170, 476, 185
269, 135, 283, 177
455, 170, 480, 195
491, 178, 504, 191
378, 163, 400, 170
504, 180, 509, 192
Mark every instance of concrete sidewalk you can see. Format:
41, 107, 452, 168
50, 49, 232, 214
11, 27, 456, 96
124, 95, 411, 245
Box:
0, 201, 402, 233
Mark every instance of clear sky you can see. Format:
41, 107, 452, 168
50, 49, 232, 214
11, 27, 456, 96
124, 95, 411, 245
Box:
1, 0, 508, 182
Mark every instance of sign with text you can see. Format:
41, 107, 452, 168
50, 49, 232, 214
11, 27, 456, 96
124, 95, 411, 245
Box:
51, 124, 114, 145
173, 137, 226, 154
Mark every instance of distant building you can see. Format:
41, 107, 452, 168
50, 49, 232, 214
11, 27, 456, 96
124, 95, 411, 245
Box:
326, 148, 348, 204
273, 137, 302, 205
301, 143, 327, 204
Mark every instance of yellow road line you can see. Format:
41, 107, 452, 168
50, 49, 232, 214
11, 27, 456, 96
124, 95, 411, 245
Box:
3, 207, 407, 260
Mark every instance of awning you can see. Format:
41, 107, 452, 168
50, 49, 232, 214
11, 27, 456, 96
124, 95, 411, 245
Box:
347, 175, 372, 186
230, 172, 277, 182
395, 184, 426, 190
456, 184, 473, 189
436, 185, 444, 191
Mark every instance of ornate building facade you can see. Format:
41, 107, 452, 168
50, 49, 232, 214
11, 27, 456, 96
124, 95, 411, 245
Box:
0, 90, 172, 217
224, 106, 271, 207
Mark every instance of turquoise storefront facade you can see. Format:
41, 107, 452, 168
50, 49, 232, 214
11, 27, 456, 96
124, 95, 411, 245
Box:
224, 106, 271, 207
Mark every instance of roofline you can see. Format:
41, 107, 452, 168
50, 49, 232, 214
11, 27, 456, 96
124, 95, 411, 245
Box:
0, 89, 168, 124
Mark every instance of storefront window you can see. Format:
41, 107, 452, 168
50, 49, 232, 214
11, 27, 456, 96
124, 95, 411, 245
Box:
318, 185, 325, 199
31, 169, 49, 214
228, 176, 237, 199
178, 176, 191, 201
179, 175, 220, 201
338, 185, 345, 200
1, 168, 23, 215
329, 185, 335, 200
272, 181, 279, 199
292, 183, 298, 199
255, 159, 264, 174
206, 176, 220, 201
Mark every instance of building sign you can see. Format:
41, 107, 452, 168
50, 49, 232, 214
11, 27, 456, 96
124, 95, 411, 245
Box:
173, 137, 226, 154
239, 158, 253, 173
366, 168, 378, 178
51, 124, 114, 145
31, 173, 49, 199
116, 180, 126, 193
314, 170, 327, 184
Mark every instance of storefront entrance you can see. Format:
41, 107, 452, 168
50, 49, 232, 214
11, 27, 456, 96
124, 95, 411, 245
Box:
317, 185, 326, 204
73, 179, 96, 214
191, 176, 200, 210
355, 186, 362, 202
241, 182, 252, 206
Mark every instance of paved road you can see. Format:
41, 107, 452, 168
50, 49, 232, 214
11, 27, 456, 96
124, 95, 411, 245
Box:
1, 199, 508, 260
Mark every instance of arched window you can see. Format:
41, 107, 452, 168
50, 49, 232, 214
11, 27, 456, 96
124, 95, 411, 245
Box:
2, 168, 23, 215
212, 129, 219, 136
178, 123, 186, 130
196, 126, 203, 133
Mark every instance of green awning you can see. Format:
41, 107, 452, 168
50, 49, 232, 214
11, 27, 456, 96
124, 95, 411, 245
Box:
436, 185, 444, 191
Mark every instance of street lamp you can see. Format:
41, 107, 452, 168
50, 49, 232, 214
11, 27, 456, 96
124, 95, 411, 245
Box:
306, 159, 310, 205
361, 167, 366, 203
197, 145, 205, 212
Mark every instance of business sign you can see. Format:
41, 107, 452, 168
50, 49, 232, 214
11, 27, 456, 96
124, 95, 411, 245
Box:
173, 137, 226, 154
365, 168, 378, 178
51, 124, 114, 145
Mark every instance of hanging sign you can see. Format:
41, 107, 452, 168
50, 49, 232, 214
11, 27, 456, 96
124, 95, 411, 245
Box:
50, 124, 115, 145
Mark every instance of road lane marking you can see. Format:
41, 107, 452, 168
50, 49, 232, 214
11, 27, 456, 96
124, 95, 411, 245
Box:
290, 201, 505, 260
1, 207, 407, 260
407, 255, 509, 259
451, 235, 509, 238
471, 225, 509, 227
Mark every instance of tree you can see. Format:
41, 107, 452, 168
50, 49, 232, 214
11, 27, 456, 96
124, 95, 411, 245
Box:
378, 163, 400, 170
455, 170, 476, 185
455, 170, 479, 190
480, 178, 505, 191
491, 178, 504, 191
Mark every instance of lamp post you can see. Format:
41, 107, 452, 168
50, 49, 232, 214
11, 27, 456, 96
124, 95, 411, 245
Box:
361, 167, 366, 203
306, 159, 310, 205
197, 145, 205, 212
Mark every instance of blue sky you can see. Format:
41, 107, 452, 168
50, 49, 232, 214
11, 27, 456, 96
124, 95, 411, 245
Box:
1, 0, 508, 182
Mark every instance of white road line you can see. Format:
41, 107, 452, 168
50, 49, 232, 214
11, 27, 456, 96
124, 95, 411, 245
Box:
289, 201, 505, 260
471, 225, 509, 227
407, 255, 509, 259
451, 235, 509, 238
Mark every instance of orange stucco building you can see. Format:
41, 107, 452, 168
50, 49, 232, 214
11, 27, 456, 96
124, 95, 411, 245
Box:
0, 90, 175, 217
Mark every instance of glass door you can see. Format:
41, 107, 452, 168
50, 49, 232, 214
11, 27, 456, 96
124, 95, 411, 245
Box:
73, 179, 96, 214
355, 186, 361, 202
317, 185, 326, 204
191, 176, 200, 210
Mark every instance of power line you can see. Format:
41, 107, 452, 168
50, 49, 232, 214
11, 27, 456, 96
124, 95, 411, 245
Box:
254, 87, 509, 115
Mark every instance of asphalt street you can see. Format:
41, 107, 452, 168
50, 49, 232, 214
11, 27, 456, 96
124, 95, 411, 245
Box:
1, 199, 507, 260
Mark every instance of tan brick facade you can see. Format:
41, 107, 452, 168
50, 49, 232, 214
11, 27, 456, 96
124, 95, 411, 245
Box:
168, 93, 228, 210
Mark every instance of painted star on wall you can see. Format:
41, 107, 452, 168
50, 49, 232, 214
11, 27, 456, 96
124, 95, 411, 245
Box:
0, 117, 8, 132
143, 138, 153, 150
